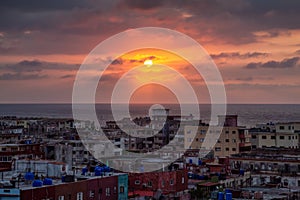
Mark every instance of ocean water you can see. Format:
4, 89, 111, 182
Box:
0, 104, 300, 128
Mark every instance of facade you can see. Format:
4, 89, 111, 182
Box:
250, 122, 300, 149
0, 173, 128, 200
184, 115, 251, 158
0, 143, 44, 170
128, 169, 188, 199
230, 148, 300, 187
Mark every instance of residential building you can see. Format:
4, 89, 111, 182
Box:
184, 115, 251, 158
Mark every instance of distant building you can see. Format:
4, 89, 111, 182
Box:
250, 122, 300, 149
0, 143, 44, 170
184, 115, 251, 158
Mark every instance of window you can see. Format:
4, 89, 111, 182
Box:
232, 148, 236, 151
280, 136, 285, 140
135, 180, 140, 185
89, 191, 95, 198
196, 138, 199, 142
119, 186, 125, 194
215, 147, 221, 151
162, 180, 165, 187
148, 181, 152, 187
232, 131, 236, 134
76, 192, 83, 200
200, 138, 204, 142
200, 130, 206, 134
232, 139, 236, 143
113, 186, 117, 194
279, 126, 285, 130
58, 196, 65, 200
289, 136, 291, 140
182, 177, 185, 184
252, 135, 257, 139
225, 139, 230, 142
262, 136, 267, 139
225, 131, 229, 134
106, 188, 111, 196
225, 148, 229, 151
170, 179, 174, 185
271, 136, 276, 139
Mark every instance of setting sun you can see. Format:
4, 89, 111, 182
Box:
144, 59, 153, 66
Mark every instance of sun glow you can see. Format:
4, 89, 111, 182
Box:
144, 59, 153, 66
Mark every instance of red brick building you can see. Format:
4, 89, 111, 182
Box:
128, 169, 188, 198
20, 174, 127, 200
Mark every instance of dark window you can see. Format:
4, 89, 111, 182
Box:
279, 126, 285, 130
232, 148, 236, 151
225, 148, 229, 151
262, 136, 267, 139
232, 131, 236, 134
120, 186, 124, 193
252, 135, 257, 139
225, 139, 229, 142
215, 147, 221, 151
280, 136, 285, 140
271, 136, 276, 139
170, 179, 174, 185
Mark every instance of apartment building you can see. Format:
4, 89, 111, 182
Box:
250, 122, 300, 149
184, 115, 251, 158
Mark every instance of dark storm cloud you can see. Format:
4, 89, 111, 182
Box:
0, 0, 300, 55
245, 57, 300, 69
121, 0, 164, 10
0, 0, 91, 12
211, 52, 269, 59
0, 60, 80, 73
0, 72, 47, 80
111, 58, 124, 65
60, 74, 74, 79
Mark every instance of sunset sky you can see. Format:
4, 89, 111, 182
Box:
0, 0, 300, 104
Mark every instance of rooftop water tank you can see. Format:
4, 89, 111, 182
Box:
32, 180, 43, 187
24, 172, 34, 181
225, 193, 232, 200
43, 178, 53, 185
82, 167, 88, 175
218, 192, 224, 200
95, 166, 103, 176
